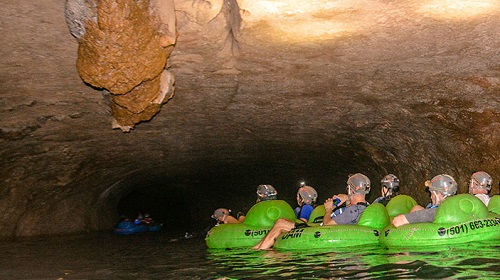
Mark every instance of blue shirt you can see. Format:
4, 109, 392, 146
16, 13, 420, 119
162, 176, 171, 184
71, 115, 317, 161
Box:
295, 204, 314, 221
426, 203, 439, 209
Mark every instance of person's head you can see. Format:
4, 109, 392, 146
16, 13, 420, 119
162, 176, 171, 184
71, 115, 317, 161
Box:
469, 171, 492, 195
425, 174, 457, 206
211, 208, 230, 223
380, 174, 400, 197
296, 185, 317, 206
346, 173, 371, 200
256, 184, 278, 203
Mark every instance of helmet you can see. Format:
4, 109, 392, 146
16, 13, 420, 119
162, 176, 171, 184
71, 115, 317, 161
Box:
381, 174, 400, 192
297, 186, 317, 205
256, 184, 278, 202
347, 173, 371, 194
470, 171, 492, 191
211, 208, 230, 220
427, 174, 457, 196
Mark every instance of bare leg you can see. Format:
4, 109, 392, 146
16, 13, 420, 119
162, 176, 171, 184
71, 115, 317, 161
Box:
252, 218, 295, 250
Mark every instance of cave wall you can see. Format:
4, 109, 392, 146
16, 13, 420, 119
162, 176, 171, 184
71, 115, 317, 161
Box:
0, 0, 499, 238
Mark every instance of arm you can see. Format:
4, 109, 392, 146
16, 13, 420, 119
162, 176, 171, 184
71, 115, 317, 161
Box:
322, 197, 338, 226
224, 215, 241, 224
410, 205, 424, 212
392, 214, 409, 227
393, 208, 438, 227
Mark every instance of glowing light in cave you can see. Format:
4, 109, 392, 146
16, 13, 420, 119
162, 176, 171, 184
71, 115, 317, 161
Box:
246, 0, 343, 16
241, 0, 500, 42
417, 0, 499, 19
242, 0, 358, 42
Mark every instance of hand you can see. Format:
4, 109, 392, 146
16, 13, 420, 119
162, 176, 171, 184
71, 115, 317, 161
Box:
332, 194, 348, 205
324, 198, 334, 211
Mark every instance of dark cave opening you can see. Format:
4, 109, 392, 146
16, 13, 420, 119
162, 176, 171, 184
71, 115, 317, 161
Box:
115, 182, 196, 235
117, 188, 188, 228
110, 146, 390, 235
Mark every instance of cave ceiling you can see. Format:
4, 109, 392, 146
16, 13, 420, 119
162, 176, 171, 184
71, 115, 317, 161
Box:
0, 0, 499, 237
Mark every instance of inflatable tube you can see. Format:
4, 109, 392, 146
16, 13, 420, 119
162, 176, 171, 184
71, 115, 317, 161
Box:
114, 221, 148, 235
205, 200, 297, 249
379, 194, 500, 248
308, 205, 326, 224
488, 195, 500, 214
273, 203, 391, 250
146, 223, 163, 232
113, 221, 163, 235
385, 195, 417, 219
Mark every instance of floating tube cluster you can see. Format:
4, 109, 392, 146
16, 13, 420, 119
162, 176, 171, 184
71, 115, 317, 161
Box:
205, 195, 500, 249
113, 221, 162, 235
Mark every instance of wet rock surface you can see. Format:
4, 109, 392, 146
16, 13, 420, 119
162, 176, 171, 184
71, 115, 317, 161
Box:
0, 0, 499, 237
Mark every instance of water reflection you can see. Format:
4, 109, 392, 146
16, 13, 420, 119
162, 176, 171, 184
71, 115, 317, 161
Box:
207, 241, 500, 279
0, 233, 497, 279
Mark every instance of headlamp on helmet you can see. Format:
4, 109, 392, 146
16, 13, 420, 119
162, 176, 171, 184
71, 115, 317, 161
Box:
381, 174, 400, 191
297, 186, 317, 205
256, 184, 278, 202
347, 173, 371, 194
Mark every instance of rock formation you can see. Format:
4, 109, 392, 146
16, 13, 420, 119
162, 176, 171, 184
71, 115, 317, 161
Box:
65, 0, 177, 131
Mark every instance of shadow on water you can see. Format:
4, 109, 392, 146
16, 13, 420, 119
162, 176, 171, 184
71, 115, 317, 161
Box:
0, 232, 498, 279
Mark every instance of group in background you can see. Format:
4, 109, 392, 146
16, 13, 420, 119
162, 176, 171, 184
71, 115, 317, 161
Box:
116, 212, 157, 226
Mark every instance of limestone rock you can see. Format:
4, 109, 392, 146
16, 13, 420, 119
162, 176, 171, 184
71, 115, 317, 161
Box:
64, 0, 97, 39
68, 0, 176, 130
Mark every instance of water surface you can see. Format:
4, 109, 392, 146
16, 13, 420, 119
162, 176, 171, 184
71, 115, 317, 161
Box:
0, 232, 498, 279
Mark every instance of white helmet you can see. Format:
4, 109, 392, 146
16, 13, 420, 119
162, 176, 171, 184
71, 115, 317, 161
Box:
297, 186, 317, 205
470, 171, 492, 191
426, 174, 457, 196
381, 174, 400, 192
211, 208, 230, 220
256, 184, 278, 202
347, 173, 371, 194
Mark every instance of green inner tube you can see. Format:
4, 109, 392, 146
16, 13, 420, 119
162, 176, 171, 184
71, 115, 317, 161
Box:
206, 200, 296, 249
380, 194, 500, 248
206, 195, 500, 249
385, 195, 417, 219
488, 195, 500, 214
274, 203, 391, 250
